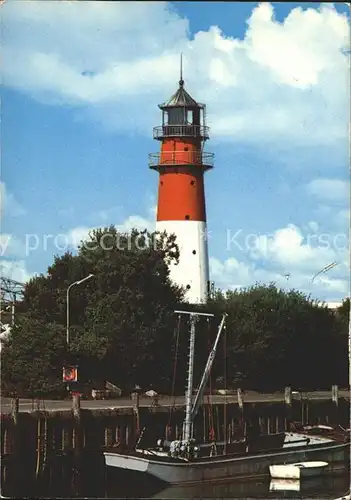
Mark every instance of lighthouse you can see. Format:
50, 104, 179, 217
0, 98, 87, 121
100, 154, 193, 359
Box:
149, 63, 214, 304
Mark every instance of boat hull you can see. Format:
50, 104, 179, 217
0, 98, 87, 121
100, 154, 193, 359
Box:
104, 441, 349, 486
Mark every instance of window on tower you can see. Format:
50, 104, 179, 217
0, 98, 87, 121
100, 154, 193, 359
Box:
168, 108, 186, 125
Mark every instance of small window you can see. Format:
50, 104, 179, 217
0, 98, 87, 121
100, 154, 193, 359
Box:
186, 284, 191, 290
192, 250, 196, 255
187, 110, 193, 124
185, 215, 190, 220
184, 147, 188, 151
160, 181, 163, 185
190, 180, 195, 186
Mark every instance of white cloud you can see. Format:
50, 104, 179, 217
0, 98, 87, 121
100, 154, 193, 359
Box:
64, 207, 155, 251
0, 206, 155, 283
306, 221, 319, 233
0, 182, 26, 218
117, 215, 155, 233
2, 2, 349, 147
213, 220, 349, 301
318, 275, 349, 294
0, 260, 33, 283
209, 254, 348, 302
209, 255, 297, 293
210, 256, 257, 290
250, 223, 348, 270
66, 226, 94, 248
306, 178, 349, 202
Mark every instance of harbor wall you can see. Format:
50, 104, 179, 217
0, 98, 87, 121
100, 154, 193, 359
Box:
1, 390, 349, 497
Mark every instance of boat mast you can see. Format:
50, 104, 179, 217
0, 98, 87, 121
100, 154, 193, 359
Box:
175, 310, 214, 442
191, 313, 227, 422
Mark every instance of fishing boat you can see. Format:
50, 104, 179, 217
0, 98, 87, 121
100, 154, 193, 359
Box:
104, 310, 350, 486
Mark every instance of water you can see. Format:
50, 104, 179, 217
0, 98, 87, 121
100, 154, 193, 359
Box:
106, 468, 350, 499
2, 452, 349, 499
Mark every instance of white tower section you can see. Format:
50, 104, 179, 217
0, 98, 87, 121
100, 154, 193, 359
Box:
156, 220, 209, 304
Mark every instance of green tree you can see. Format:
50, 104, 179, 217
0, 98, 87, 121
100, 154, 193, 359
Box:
2, 319, 66, 397
2, 231, 347, 397
1, 227, 184, 396
332, 298, 350, 387
207, 284, 345, 391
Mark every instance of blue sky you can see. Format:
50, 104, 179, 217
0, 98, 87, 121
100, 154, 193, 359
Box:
1, 1, 350, 302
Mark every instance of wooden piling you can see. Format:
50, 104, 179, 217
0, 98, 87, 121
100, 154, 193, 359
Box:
72, 394, 81, 420
133, 396, 140, 435
332, 385, 339, 406
284, 387, 292, 430
284, 386, 292, 407
237, 388, 244, 409
10, 398, 20, 494
306, 401, 309, 424
71, 395, 83, 495
10, 398, 19, 426
125, 422, 130, 447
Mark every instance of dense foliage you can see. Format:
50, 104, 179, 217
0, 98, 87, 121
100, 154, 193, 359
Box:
206, 288, 349, 391
1, 227, 349, 397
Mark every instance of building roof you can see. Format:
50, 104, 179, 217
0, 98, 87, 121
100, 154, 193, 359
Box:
324, 301, 343, 309
159, 79, 200, 109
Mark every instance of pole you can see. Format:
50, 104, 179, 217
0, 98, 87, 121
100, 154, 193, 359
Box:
348, 295, 351, 418
342, 4, 351, 496
11, 303, 15, 327
174, 310, 215, 442
190, 313, 227, 421
183, 315, 196, 442
66, 274, 94, 348
66, 283, 74, 348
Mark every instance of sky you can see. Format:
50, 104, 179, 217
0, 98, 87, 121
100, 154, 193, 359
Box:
1, 1, 350, 303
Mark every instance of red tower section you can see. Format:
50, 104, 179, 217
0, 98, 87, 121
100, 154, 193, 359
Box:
150, 78, 213, 222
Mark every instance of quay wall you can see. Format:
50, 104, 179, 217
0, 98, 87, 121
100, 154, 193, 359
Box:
1, 388, 349, 497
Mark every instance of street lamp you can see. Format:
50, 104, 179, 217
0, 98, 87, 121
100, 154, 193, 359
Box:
311, 262, 338, 283
66, 274, 94, 347
343, 0, 351, 434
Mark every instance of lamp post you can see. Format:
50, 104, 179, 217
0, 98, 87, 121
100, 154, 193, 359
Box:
66, 274, 94, 348
311, 262, 338, 284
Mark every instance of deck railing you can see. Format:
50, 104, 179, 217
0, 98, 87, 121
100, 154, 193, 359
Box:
153, 125, 210, 140
148, 151, 214, 169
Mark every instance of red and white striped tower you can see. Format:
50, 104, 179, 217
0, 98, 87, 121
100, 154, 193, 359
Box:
149, 62, 214, 304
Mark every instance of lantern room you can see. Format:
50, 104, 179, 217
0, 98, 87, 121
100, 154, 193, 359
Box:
153, 78, 209, 141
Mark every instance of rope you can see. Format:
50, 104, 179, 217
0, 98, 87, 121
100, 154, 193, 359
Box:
167, 314, 181, 431
206, 318, 215, 442
35, 415, 47, 479
35, 417, 41, 478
